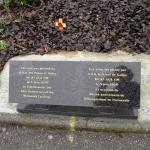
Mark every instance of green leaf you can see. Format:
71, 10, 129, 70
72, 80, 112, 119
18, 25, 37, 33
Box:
0, 40, 9, 50
0, 17, 4, 24
0, 28, 4, 33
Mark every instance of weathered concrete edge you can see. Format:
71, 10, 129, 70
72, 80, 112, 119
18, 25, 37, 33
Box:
0, 113, 150, 133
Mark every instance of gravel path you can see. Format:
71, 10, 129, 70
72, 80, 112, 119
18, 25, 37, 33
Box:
0, 123, 150, 150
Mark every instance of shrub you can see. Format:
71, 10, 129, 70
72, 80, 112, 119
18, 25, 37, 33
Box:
0, 0, 12, 10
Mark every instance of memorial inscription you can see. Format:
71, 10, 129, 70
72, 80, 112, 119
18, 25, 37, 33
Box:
9, 61, 141, 118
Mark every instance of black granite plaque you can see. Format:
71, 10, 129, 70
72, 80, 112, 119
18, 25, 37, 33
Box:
9, 61, 141, 118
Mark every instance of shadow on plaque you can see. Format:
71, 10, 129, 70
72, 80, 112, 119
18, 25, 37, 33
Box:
93, 65, 140, 118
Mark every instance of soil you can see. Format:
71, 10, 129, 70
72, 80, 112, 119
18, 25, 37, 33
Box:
0, 0, 150, 72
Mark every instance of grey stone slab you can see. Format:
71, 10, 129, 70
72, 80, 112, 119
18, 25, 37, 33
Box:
9, 61, 141, 118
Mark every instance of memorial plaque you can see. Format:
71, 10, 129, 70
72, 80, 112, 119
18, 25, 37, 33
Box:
9, 61, 141, 118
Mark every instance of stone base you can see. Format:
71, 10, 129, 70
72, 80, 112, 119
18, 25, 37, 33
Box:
17, 104, 138, 119
0, 51, 150, 132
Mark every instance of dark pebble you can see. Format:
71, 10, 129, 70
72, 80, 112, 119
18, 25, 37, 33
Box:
104, 40, 112, 50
